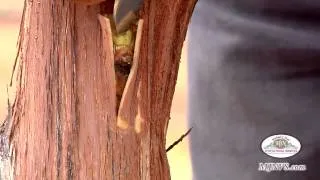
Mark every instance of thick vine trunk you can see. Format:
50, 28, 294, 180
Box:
5, 0, 197, 179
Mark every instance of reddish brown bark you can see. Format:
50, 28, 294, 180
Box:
8, 0, 197, 179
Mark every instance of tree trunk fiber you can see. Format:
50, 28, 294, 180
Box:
6, 0, 197, 179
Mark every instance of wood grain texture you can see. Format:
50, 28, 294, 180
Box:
8, 0, 197, 179
117, 19, 143, 130
138, 1, 198, 178
74, 0, 105, 5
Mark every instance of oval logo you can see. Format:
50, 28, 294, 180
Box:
261, 134, 301, 158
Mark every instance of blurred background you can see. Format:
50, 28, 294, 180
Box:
0, 1, 192, 179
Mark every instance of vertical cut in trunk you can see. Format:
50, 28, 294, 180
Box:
4, 0, 197, 179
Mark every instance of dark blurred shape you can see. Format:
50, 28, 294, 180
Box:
188, 0, 320, 179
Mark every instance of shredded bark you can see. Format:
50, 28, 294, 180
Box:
9, 0, 198, 179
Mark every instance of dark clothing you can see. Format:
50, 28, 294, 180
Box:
188, 1, 320, 179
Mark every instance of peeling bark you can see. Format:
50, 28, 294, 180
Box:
6, 0, 197, 179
